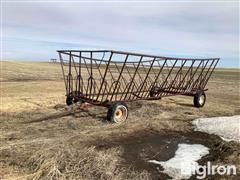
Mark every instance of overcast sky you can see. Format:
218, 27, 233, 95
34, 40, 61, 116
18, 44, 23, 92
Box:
2, 1, 239, 67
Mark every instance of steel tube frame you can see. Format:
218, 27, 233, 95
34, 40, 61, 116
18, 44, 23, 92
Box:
57, 50, 219, 106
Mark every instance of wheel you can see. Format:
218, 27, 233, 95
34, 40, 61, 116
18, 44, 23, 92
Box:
149, 86, 159, 97
66, 96, 73, 106
72, 91, 85, 104
193, 91, 206, 108
66, 96, 84, 106
73, 98, 79, 103
107, 102, 128, 123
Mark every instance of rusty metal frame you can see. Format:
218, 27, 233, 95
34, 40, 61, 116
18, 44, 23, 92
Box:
57, 50, 219, 107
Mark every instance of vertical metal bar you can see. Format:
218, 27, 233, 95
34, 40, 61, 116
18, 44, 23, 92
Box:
158, 59, 177, 96
164, 60, 187, 96
89, 59, 104, 98
90, 52, 93, 78
132, 63, 145, 85
141, 60, 158, 98
59, 52, 67, 93
90, 52, 93, 98
139, 62, 154, 84
70, 56, 78, 94
190, 60, 209, 91
153, 59, 167, 86
80, 55, 99, 98
184, 60, 204, 92
77, 57, 92, 95
112, 62, 128, 88
82, 57, 92, 77
98, 51, 105, 68
96, 52, 113, 101
93, 59, 103, 78
137, 57, 156, 98
109, 54, 129, 102
122, 56, 143, 100
68, 51, 72, 95
100, 81, 108, 102
201, 59, 219, 89
78, 52, 81, 94
144, 59, 167, 98
141, 62, 158, 80
138, 63, 152, 92
200, 59, 215, 85
174, 60, 195, 94
71, 56, 78, 75
191, 59, 212, 91
119, 62, 134, 98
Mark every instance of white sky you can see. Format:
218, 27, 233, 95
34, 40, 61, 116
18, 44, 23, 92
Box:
1, 1, 239, 67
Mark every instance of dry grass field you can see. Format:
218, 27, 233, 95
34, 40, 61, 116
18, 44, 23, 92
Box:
0, 61, 240, 179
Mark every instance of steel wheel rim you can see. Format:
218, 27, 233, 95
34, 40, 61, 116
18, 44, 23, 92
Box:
199, 95, 205, 105
114, 106, 127, 123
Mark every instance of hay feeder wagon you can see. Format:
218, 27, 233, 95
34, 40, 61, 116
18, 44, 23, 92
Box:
58, 50, 219, 123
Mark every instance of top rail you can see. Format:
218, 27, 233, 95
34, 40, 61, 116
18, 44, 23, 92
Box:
57, 50, 220, 61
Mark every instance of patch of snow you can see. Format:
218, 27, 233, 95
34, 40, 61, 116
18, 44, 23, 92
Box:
148, 143, 209, 180
192, 115, 240, 142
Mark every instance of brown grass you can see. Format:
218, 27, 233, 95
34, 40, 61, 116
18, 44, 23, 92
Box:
0, 61, 239, 179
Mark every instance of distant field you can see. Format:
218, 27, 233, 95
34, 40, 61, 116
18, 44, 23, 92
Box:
1, 61, 63, 81
1, 61, 239, 81
0, 61, 239, 179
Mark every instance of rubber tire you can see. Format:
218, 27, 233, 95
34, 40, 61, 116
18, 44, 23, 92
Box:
193, 91, 206, 108
73, 98, 79, 103
107, 102, 128, 123
149, 86, 159, 97
66, 97, 73, 106
72, 91, 85, 104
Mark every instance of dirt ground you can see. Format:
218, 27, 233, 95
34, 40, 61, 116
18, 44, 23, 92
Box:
0, 61, 240, 179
